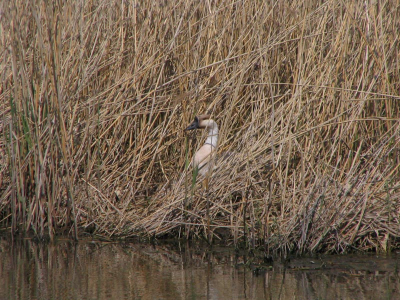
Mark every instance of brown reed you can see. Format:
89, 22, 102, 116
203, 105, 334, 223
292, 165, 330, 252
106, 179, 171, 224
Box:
1, 0, 400, 253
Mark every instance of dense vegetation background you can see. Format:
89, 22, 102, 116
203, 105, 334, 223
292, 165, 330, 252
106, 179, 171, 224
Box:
1, 0, 399, 253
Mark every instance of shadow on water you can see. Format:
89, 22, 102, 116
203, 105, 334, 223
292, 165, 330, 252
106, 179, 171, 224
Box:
1, 238, 399, 300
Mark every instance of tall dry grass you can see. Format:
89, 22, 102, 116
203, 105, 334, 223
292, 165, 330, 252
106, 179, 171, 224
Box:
1, 0, 399, 252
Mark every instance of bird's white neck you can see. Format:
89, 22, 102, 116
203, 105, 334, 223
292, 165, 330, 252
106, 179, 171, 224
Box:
204, 122, 218, 148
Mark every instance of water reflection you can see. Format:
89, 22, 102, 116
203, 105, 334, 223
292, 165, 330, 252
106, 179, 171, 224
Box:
0, 238, 399, 299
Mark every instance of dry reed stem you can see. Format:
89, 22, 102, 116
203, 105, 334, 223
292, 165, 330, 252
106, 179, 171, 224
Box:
1, 0, 400, 252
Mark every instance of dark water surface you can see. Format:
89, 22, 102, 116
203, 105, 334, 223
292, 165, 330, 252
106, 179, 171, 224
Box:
1, 238, 399, 300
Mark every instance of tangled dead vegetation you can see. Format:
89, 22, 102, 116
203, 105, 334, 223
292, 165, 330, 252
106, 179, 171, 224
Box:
1, 0, 400, 253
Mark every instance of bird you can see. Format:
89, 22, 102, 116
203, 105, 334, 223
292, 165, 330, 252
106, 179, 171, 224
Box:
185, 114, 219, 179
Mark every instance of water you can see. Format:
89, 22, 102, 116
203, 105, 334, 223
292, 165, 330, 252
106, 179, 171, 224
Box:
1, 238, 399, 299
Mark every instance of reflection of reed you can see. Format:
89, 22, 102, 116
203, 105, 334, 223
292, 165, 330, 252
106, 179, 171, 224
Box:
0, 239, 399, 299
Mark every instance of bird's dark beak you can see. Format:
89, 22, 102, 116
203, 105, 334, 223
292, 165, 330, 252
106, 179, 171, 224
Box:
185, 121, 197, 131
185, 117, 199, 131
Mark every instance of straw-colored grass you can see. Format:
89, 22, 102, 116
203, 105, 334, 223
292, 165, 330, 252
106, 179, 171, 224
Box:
1, 0, 400, 253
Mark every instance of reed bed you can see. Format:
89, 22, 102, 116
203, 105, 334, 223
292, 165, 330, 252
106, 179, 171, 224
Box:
1, 0, 400, 253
